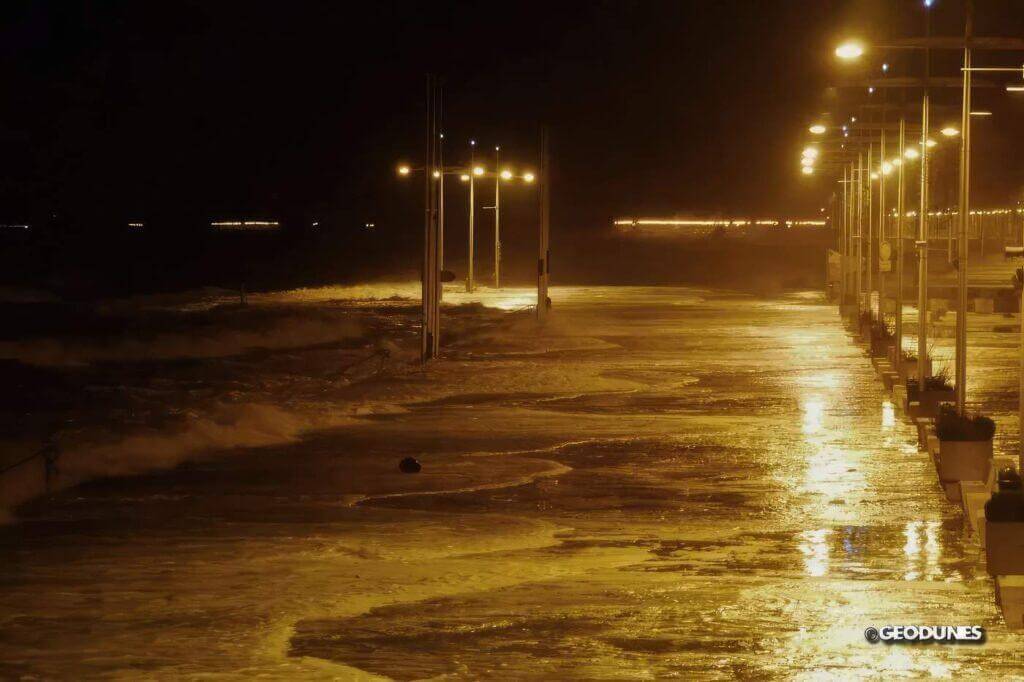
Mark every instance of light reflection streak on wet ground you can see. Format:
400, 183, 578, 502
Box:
2, 286, 1024, 678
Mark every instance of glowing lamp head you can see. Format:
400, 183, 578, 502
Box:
926, 138, 937, 148
473, 166, 485, 176
904, 147, 919, 160
835, 41, 865, 60
802, 146, 819, 159
500, 169, 513, 180
432, 170, 441, 179
523, 172, 536, 183
801, 166, 814, 175
397, 165, 411, 176
809, 124, 827, 135
460, 174, 470, 182
871, 172, 879, 180
882, 162, 893, 175
801, 157, 815, 167
941, 126, 960, 137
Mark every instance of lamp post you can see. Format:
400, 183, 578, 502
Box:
468, 139, 477, 293
494, 146, 501, 288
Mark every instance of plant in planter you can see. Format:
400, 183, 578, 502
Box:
905, 365, 955, 415
839, 293, 859, 318
869, 320, 894, 357
936, 404, 995, 491
985, 468, 1024, 576
858, 310, 873, 339
897, 347, 933, 382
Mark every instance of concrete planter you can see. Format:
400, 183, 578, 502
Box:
839, 303, 859, 318
870, 337, 893, 358
898, 358, 932, 382
938, 439, 992, 486
986, 521, 1024, 576
915, 388, 955, 415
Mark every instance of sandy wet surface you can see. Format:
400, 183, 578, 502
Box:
1, 286, 1023, 679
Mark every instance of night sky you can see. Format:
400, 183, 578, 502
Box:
1, 1, 1023, 288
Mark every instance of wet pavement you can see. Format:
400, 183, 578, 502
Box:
2, 286, 1023, 679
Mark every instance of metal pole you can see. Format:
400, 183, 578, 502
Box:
537, 126, 550, 323
896, 118, 906, 360
849, 161, 856, 302
856, 153, 864, 314
421, 76, 440, 362
494, 147, 501, 289
878, 131, 886, 319
438, 135, 445, 295
468, 142, 476, 293
841, 167, 849, 304
917, 92, 930, 387
955, 9, 973, 414
867, 144, 874, 317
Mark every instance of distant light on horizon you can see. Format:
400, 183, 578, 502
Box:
614, 217, 828, 231
210, 220, 280, 231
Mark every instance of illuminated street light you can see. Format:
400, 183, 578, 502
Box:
970, 110, 993, 117
432, 170, 441, 178
1007, 85, 1024, 92
398, 165, 411, 176
473, 166, 485, 176
801, 157, 815, 167
801, 166, 814, 175
460, 173, 470, 182
871, 172, 879, 180
523, 172, 536, 183
802, 147, 819, 159
809, 124, 827, 135
941, 126, 960, 137
882, 161, 893, 175
926, 138, 937, 148
500, 169, 513, 180
835, 41, 864, 60
904, 147, 920, 160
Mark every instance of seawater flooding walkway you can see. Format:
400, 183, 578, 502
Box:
2, 286, 1023, 678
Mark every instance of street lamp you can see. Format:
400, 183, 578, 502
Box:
809, 124, 828, 134
941, 126, 960, 137
835, 41, 865, 60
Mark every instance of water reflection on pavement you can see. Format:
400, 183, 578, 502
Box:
2, 287, 1022, 679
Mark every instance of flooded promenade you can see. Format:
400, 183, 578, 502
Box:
2, 286, 1023, 679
